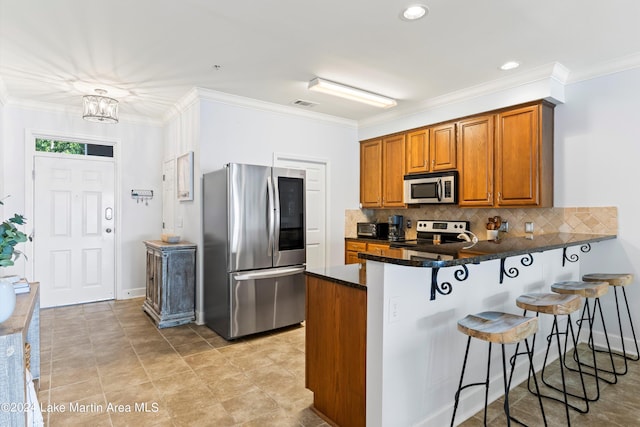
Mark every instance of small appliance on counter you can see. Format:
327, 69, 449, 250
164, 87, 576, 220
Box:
357, 222, 389, 239
388, 215, 405, 241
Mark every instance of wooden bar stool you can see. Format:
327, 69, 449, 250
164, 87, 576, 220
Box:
551, 280, 616, 398
451, 311, 546, 427
583, 273, 639, 375
515, 293, 589, 425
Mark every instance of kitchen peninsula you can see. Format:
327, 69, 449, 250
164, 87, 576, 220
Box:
305, 232, 615, 427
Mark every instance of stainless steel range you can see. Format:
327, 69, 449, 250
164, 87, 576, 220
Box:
391, 220, 470, 251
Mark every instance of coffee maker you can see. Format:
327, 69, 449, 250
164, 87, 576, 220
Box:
388, 215, 405, 241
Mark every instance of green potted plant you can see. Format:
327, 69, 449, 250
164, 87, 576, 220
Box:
0, 198, 28, 322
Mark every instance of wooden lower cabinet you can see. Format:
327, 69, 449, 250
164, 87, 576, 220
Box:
306, 275, 366, 427
345, 239, 389, 264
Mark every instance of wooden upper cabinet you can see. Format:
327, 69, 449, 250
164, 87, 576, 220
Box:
359, 135, 406, 208
457, 115, 495, 207
495, 102, 554, 207
405, 129, 429, 174
430, 122, 457, 171
360, 139, 383, 208
458, 101, 554, 208
381, 134, 406, 207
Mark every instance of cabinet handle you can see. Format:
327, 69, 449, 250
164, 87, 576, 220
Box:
498, 192, 502, 201
488, 192, 492, 201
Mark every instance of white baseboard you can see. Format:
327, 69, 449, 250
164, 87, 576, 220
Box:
118, 287, 146, 299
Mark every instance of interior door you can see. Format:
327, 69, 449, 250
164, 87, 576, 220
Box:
34, 156, 115, 307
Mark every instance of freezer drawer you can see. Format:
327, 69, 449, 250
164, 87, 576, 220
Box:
228, 266, 305, 339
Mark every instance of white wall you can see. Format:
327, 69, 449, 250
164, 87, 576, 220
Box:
164, 93, 359, 322
555, 67, 640, 342
197, 98, 359, 265
1, 104, 163, 298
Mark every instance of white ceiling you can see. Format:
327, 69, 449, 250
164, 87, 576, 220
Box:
1, 0, 639, 123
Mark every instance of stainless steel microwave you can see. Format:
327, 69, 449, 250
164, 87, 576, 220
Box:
404, 170, 458, 204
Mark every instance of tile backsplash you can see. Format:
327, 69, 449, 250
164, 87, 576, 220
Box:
345, 206, 617, 239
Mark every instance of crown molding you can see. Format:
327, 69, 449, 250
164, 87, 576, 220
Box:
567, 52, 640, 83
185, 87, 358, 128
359, 62, 568, 129
0, 77, 8, 106
3, 97, 162, 126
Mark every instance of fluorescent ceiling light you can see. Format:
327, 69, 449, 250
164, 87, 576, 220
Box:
500, 61, 520, 71
401, 5, 428, 21
308, 78, 397, 108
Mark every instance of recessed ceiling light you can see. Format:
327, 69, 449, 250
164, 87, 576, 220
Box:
500, 61, 520, 71
401, 5, 429, 21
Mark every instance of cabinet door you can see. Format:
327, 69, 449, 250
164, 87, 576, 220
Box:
381, 134, 406, 207
430, 122, 457, 171
457, 115, 495, 207
405, 129, 430, 174
147, 250, 163, 314
367, 243, 389, 253
360, 140, 382, 208
345, 251, 362, 265
495, 105, 540, 206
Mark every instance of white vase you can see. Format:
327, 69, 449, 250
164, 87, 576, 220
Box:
0, 280, 16, 323
486, 230, 500, 241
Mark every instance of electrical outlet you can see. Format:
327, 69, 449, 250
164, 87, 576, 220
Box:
525, 222, 534, 233
389, 297, 400, 323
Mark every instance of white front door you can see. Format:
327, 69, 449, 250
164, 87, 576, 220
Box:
34, 156, 115, 307
274, 155, 327, 268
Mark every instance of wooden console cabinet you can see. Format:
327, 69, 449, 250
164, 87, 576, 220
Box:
143, 240, 196, 328
0, 282, 40, 427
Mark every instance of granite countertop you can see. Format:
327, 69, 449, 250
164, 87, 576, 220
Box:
358, 232, 616, 268
305, 264, 367, 290
345, 237, 393, 244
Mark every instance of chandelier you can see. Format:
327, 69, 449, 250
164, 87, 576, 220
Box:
83, 89, 119, 123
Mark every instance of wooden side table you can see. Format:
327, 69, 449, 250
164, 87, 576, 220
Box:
0, 282, 40, 426
142, 241, 196, 328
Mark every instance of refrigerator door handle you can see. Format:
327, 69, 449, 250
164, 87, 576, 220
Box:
273, 174, 281, 253
267, 175, 275, 256
234, 266, 306, 281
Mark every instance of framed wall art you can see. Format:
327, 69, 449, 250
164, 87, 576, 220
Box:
177, 151, 194, 201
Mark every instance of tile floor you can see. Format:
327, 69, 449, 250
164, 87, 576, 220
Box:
38, 297, 640, 426
459, 344, 640, 426
38, 297, 327, 426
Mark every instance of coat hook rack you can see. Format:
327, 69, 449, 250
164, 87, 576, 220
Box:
131, 190, 153, 205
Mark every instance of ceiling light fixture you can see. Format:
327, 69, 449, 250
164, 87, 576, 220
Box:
500, 61, 520, 71
308, 78, 397, 108
401, 4, 429, 21
83, 89, 119, 123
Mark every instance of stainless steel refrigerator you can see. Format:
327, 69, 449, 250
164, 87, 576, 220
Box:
203, 163, 306, 340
